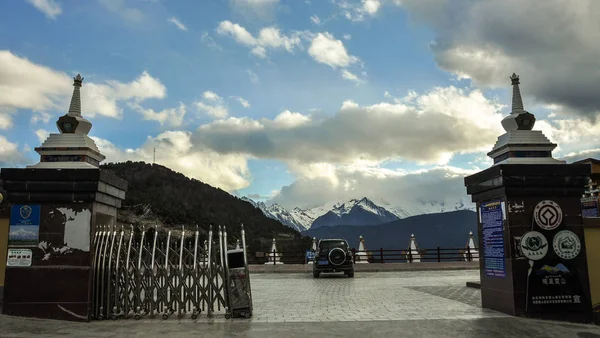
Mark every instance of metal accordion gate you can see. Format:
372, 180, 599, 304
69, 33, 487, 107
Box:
91, 224, 242, 320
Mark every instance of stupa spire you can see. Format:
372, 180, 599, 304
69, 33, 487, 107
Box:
68, 74, 84, 117
510, 73, 524, 112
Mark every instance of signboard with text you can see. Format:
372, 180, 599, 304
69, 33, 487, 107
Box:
481, 199, 506, 278
8, 204, 41, 246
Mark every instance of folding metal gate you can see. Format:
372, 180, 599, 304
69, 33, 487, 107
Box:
91, 224, 239, 320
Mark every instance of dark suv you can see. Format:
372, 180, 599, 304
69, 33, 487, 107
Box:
312, 238, 354, 278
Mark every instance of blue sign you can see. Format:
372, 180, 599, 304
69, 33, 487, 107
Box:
9, 204, 41, 246
481, 200, 506, 278
306, 250, 316, 261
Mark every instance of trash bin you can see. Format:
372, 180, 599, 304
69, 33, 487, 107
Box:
225, 249, 253, 318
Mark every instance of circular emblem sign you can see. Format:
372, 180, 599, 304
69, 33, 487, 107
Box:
534, 200, 563, 231
520, 231, 549, 261
553, 230, 581, 260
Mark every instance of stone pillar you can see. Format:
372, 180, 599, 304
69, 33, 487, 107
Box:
0, 168, 127, 321
464, 164, 593, 322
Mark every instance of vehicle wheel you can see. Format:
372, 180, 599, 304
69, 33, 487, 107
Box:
313, 271, 320, 278
162, 313, 169, 320
191, 313, 198, 320
225, 313, 231, 319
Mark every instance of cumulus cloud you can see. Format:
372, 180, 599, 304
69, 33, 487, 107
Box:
193, 86, 505, 164
0, 50, 168, 126
216, 21, 303, 59
168, 17, 187, 31
308, 32, 359, 69
195, 91, 229, 118
34, 129, 50, 143
398, 0, 600, 117
129, 102, 187, 127
93, 131, 251, 191
269, 165, 475, 211
26, 0, 62, 19
335, 0, 382, 22
0, 136, 28, 167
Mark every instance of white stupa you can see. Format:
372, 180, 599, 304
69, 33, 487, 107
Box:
406, 234, 421, 262
355, 235, 369, 263
487, 73, 564, 165
235, 239, 241, 250
463, 231, 479, 262
28, 74, 106, 169
264, 238, 283, 264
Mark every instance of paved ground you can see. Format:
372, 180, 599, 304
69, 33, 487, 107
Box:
1, 270, 600, 337
250, 261, 480, 273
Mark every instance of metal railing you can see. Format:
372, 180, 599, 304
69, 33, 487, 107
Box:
247, 247, 479, 265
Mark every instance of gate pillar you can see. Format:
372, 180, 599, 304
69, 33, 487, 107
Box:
0, 168, 127, 321
464, 73, 593, 323
0, 74, 127, 321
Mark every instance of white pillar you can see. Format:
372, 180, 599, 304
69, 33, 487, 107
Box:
355, 235, 369, 263
407, 234, 421, 263
464, 231, 479, 262
264, 238, 283, 264
235, 239, 241, 250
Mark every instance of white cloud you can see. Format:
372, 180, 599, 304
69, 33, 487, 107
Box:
398, 0, 600, 118
129, 102, 187, 127
231, 96, 251, 108
0, 136, 28, 167
93, 131, 252, 191
203, 90, 223, 102
343, 34, 352, 40
216, 21, 304, 59
34, 129, 50, 143
26, 0, 62, 19
168, 17, 187, 31
268, 110, 311, 129
0, 50, 168, 126
192, 86, 505, 165
341, 70, 362, 83
336, 0, 383, 22
310, 15, 321, 25
308, 32, 359, 69
195, 91, 229, 118
269, 165, 474, 211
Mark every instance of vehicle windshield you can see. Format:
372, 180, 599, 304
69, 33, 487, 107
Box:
319, 241, 348, 251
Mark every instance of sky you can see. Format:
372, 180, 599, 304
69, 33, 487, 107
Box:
1, 0, 599, 210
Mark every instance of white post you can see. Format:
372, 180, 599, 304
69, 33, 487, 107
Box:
355, 235, 369, 264
264, 238, 283, 264
235, 239, 241, 250
407, 234, 421, 263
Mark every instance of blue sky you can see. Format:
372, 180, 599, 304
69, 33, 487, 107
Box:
1, 0, 599, 209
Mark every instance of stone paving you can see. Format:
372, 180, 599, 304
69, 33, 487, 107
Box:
2, 270, 600, 337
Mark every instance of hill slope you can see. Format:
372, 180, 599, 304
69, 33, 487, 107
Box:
303, 210, 477, 250
100, 161, 310, 252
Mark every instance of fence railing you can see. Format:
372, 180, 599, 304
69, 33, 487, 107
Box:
247, 247, 479, 265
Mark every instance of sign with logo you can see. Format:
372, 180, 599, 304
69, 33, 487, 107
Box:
534, 200, 563, 231
306, 250, 316, 261
553, 230, 581, 260
7, 248, 33, 267
481, 199, 506, 278
581, 197, 599, 218
526, 262, 588, 313
520, 231, 548, 261
8, 204, 41, 246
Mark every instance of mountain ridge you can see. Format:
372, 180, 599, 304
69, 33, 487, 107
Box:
243, 195, 475, 231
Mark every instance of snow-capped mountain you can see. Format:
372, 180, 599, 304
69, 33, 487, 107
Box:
241, 195, 475, 232
311, 197, 399, 228
241, 197, 312, 232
